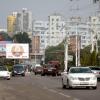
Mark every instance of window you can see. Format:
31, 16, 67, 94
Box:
52, 18, 54, 21
56, 18, 59, 21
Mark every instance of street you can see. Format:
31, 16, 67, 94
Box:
0, 73, 100, 100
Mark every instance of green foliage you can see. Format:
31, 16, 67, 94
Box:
13, 32, 31, 43
80, 46, 91, 66
45, 43, 64, 70
45, 43, 64, 63
7, 65, 13, 72
0, 32, 12, 41
80, 45, 100, 66
91, 51, 97, 66
45, 42, 75, 70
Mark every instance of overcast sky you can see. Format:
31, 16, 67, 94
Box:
0, 0, 98, 28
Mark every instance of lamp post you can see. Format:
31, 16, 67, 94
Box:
64, 36, 69, 71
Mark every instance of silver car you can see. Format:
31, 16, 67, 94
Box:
89, 67, 100, 79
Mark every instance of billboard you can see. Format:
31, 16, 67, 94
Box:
0, 41, 12, 56
6, 43, 29, 59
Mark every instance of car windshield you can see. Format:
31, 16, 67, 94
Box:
69, 68, 92, 73
14, 65, 24, 71
0, 66, 7, 71
47, 64, 53, 68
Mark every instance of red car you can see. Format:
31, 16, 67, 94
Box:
41, 64, 57, 76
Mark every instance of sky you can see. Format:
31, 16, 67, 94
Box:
0, 0, 99, 28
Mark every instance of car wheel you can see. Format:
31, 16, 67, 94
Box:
22, 74, 25, 77
62, 79, 66, 89
12, 74, 15, 77
66, 79, 72, 89
34, 72, 37, 75
7, 78, 10, 80
92, 86, 97, 90
41, 73, 45, 76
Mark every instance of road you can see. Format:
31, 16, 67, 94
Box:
0, 72, 100, 100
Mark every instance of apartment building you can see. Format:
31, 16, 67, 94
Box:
14, 8, 32, 38
66, 17, 91, 49
33, 20, 49, 53
7, 12, 17, 37
48, 13, 66, 46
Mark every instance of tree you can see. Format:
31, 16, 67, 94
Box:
13, 32, 31, 43
45, 41, 75, 70
80, 45, 91, 66
91, 50, 97, 66
0, 32, 12, 41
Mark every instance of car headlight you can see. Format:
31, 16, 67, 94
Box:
91, 76, 97, 80
7, 72, 10, 75
14, 71, 17, 73
21, 71, 25, 73
70, 76, 78, 80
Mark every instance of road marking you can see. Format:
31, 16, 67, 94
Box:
48, 89, 57, 93
58, 92, 71, 98
73, 98, 80, 100
43, 87, 71, 98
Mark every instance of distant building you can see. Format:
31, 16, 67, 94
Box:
7, 12, 17, 37
48, 13, 66, 46
69, 35, 81, 54
66, 17, 91, 49
88, 15, 100, 52
14, 8, 32, 38
33, 20, 49, 52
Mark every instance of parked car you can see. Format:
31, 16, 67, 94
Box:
89, 66, 100, 80
0, 65, 11, 80
12, 64, 26, 76
61, 67, 97, 89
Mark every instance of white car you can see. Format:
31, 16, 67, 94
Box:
0, 66, 11, 80
62, 67, 97, 89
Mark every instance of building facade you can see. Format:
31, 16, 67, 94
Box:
7, 12, 16, 37
48, 13, 66, 46
14, 8, 32, 38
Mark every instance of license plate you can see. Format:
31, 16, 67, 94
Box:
80, 82, 88, 85
48, 69, 52, 71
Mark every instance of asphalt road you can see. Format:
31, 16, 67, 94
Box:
0, 72, 100, 100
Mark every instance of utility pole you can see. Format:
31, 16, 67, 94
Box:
64, 36, 68, 71
70, 0, 80, 67
75, 23, 78, 67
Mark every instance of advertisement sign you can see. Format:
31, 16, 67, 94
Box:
0, 41, 12, 56
6, 43, 29, 59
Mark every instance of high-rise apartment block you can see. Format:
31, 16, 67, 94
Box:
7, 9, 32, 38
48, 13, 66, 46
66, 17, 91, 49
7, 12, 17, 37
14, 8, 32, 38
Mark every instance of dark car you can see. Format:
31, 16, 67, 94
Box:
41, 64, 57, 76
12, 64, 26, 76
